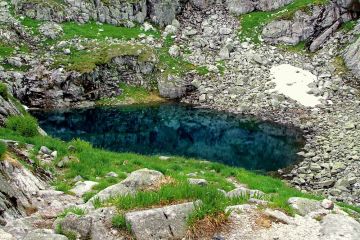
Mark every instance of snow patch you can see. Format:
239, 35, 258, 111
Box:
269, 64, 322, 107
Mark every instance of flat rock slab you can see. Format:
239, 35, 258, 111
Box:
320, 214, 360, 240
23, 229, 68, 240
70, 181, 98, 197
87, 168, 163, 204
288, 197, 322, 216
125, 202, 197, 240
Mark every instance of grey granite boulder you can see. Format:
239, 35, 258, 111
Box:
226, 0, 255, 15
320, 214, 360, 239
288, 197, 322, 216
39, 22, 63, 39
125, 202, 197, 240
69, 181, 98, 197
226, 187, 265, 199
257, 0, 293, 11
24, 229, 68, 240
87, 168, 163, 204
55, 207, 117, 240
343, 37, 360, 79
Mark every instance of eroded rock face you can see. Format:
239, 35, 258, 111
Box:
0, 159, 46, 226
343, 37, 360, 78
226, 0, 293, 15
54, 207, 118, 240
0, 94, 22, 126
125, 202, 197, 240
262, 1, 357, 48
14, 0, 185, 27
13, 55, 157, 108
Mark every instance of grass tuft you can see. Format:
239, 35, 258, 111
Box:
6, 115, 39, 137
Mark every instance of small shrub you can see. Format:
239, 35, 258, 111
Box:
0, 142, 7, 159
0, 83, 9, 100
6, 115, 39, 137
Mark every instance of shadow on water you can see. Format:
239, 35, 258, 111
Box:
31, 103, 305, 172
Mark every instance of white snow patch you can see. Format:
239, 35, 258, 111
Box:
269, 64, 322, 107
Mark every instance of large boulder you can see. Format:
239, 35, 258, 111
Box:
39, 22, 63, 39
343, 37, 360, 79
147, 0, 182, 27
125, 202, 197, 240
189, 0, 216, 10
54, 207, 118, 240
256, 0, 293, 11
226, 0, 255, 15
320, 214, 360, 239
23, 229, 68, 240
288, 197, 322, 216
87, 168, 163, 204
0, 93, 22, 126
0, 229, 15, 240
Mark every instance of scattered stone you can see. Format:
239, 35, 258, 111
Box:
24, 229, 68, 240
188, 178, 208, 186
70, 181, 99, 197
105, 172, 118, 178
321, 199, 334, 210
226, 187, 265, 199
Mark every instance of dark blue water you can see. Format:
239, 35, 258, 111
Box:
32, 104, 304, 171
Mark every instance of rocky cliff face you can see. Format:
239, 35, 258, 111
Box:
12, 55, 157, 109
0, 95, 22, 126
262, 0, 359, 52
13, 0, 185, 27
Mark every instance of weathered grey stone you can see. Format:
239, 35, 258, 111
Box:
288, 197, 322, 216
264, 209, 295, 225
55, 213, 92, 239
188, 178, 208, 186
87, 168, 163, 203
226, 187, 265, 199
257, 0, 293, 11
343, 37, 360, 79
125, 202, 197, 240
226, 0, 255, 15
24, 229, 68, 240
0, 229, 15, 240
39, 22, 63, 39
69, 181, 98, 197
320, 214, 360, 239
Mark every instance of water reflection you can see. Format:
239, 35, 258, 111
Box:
32, 104, 304, 171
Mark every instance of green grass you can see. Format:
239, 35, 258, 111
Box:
59, 21, 160, 41
340, 20, 358, 33
0, 141, 6, 160
239, 0, 329, 43
5, 115, 39, 137
97, 83, 165, 105
112, 214, 131, 231
157, 36, 196, 76
0, 83, 9, 100
0, 42, 14, 58
53, 42, 155, 73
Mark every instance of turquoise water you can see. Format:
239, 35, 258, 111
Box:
32, 103, 304, 171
